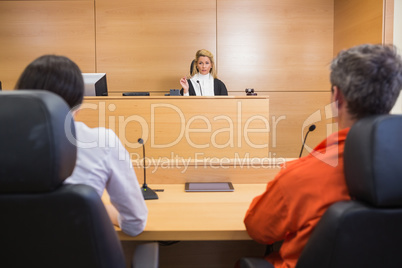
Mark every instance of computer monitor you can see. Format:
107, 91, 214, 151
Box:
82, 73, 108, 96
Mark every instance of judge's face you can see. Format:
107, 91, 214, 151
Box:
197, 56, 212, 75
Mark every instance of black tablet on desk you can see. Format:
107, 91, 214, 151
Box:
185, 182, 234, 192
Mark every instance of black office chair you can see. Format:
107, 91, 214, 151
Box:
0, 91, 158, 268
240, 114, 402, 268
190, 59, 195, 74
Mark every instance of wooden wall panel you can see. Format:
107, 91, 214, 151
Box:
75, 96, 270, 159
133, 163, 283, 185
0, 0, 96, 90
0, 0, 387, 159
217, 0, 334, 93
384, 0, 394, 44
334, 0, 383, 56
267, 91, 335, 158
232, 91, 334, 158
95, 0, 216, 95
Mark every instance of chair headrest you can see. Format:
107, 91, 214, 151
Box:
344, 115, 402, 207
0, 91, 76, 193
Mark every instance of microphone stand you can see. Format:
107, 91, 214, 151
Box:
138, 138, 158, 200
299, 124, 316, 158
196, 80, 203, 96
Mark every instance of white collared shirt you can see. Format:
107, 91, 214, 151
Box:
64, 121, 148, 236
188, 73, 215, 96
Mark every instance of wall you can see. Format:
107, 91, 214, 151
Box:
395, 0, 402, 49
0, 0, 388, 158
94, 0, 217, 95
0, 0, 96, 89
391, 0, 402, 114
333, 0, 383, 56
217, 0, 334, 158
0, 0, 333, 96
0, 0, 334, 158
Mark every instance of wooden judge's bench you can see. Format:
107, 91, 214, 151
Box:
75, 96, 285, 268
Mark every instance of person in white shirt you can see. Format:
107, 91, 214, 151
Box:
15, 55, 148, 236
180, 49, 228, 96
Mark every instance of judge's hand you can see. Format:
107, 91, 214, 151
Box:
180, 77, 189, 94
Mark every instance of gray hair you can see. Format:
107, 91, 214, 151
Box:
330, 44, 402, 119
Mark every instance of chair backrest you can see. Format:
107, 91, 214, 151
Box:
190, 59, 195, 74
0, 91, 125, 268
296, 115, 402, 268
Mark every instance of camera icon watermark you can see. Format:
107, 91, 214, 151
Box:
301, 101, 339, 167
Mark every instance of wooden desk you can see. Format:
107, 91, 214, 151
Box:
76, 96, 270, 160
102, 183, 267, 241
84, 97, 273, 266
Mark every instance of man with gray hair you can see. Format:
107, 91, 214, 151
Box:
244, 44, 402, 268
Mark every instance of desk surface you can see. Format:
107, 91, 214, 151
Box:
103, 184, 267, 241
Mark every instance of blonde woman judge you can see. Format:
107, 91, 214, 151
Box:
179, 49, 228, 96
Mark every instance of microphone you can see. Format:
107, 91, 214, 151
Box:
299, 124, 316, 158
196, 80, 203, 96
138, 138, 158, 200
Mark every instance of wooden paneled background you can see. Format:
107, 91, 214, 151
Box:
0, 0, 96, 89
334, 0, 384, 54
0, 0, 390, 157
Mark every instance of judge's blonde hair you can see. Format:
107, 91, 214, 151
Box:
190, 49, 217, 79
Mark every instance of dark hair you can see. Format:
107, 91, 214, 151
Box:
330, 44, 402, 119
15, 55, 84, 109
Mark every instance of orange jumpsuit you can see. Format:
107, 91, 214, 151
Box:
244, 128, 351, 268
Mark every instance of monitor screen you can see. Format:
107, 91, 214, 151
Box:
82, 73, 108, 96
